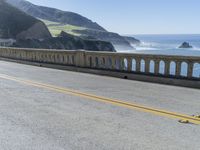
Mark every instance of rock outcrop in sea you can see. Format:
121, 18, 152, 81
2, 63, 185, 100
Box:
179, 42, 193, 48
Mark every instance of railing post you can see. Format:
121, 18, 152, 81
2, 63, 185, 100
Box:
119, 57, 124, 71
98, 57, 103, 68
187, 62, 194, 78
85, 56, 90, 67
136, 58, 141, 72
92, 56, 96, 68
75, 50, 86, 67
127, 57, 132, 72
102, 57, 106, 69
145, 59, 150, 73
121, 57, 125, 70
165, 60, 170, 76
112, 57, 116, 70
175, 61, 181, 77
154, 60, 159, 75
105, 56, 110, 69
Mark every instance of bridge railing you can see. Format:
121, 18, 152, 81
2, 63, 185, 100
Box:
0, 47, 200, 80
85, 51, 200, 79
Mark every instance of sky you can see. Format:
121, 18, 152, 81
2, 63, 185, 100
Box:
27, 0, 200, 35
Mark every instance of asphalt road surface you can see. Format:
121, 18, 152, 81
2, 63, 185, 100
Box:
0, 60, 200, 150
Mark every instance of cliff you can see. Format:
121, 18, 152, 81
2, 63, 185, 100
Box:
74, 29, 134, 50
0, 0, 51, 39
123, 36, 141, 45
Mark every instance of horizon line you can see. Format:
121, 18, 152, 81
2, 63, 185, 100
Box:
123, 33, 200, 36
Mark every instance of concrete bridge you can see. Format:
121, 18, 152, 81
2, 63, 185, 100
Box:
0, 47, 200, 149
0, 47, 200, 88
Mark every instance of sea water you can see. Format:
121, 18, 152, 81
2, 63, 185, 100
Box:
118, 34, 200, 77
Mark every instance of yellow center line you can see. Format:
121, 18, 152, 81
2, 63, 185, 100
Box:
0, 73, 200, 125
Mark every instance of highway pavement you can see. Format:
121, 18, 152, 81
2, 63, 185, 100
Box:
0, 60, 200, 150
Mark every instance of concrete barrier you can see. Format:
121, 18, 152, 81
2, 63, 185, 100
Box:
0, 47, 200, 88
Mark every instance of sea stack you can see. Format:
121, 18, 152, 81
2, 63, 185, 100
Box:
179, 42, 193, 48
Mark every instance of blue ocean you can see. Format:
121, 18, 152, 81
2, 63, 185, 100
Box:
130, 34, 200, 56
120, 34, 200, 77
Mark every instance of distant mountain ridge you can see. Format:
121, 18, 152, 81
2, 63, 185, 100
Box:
6, 0, 106, 31
0, 0, 51, 39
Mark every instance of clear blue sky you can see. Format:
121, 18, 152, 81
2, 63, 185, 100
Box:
27, 0, 200, 34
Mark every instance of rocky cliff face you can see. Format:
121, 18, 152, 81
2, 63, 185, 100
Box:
123, 36, 141, 45
6, 0, 106, 31
13, 31, 116, 52
16, 22, 51, 40
0, 0, 51, 39
74, 29, 134, 50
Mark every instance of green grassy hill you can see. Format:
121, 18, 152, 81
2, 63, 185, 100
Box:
40, 19, 85, 37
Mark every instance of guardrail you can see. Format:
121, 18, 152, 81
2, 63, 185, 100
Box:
85, 51, 200, 79
0, 47, 200, 81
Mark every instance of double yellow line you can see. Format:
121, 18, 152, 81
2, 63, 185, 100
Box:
0, 73, 200, 125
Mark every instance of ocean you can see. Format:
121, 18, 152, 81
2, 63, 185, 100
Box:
119, 34, 200, 77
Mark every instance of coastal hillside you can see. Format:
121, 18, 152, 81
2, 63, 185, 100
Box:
0, 0, 51, 39
40, 19, 134, 50
40, 19, 137, 50
7, 0, 140, 51
6, 0, 106, 31
0, 0, 115, 51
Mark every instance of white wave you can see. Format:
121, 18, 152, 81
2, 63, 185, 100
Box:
135, 46, 160, 51
139, 41, 159, 47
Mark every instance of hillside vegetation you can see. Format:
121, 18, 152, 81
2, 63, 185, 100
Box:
41, 19, 85, 37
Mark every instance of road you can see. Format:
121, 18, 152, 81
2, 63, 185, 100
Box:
0, 60, 200, 150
